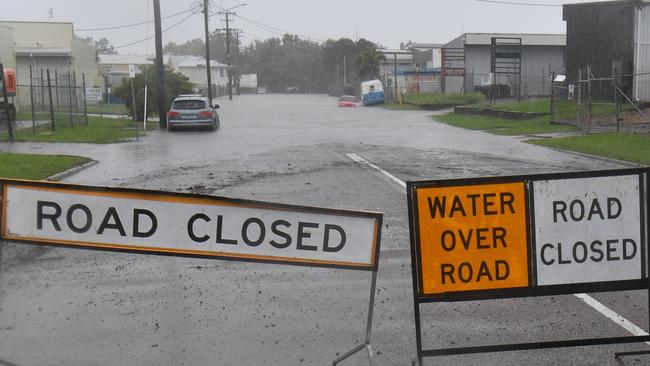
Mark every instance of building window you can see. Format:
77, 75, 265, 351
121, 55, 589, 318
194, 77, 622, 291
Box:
220, 69, 224, 77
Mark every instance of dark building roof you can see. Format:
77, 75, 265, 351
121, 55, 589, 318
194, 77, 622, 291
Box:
563, 0, 649, 12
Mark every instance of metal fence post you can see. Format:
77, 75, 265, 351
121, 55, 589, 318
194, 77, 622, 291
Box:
67, 71, 73, 127
29, 64, 36, 133
54, 70, 59, 109
46, 69, 55, 131
587, 65, 593, 133
550, 72, 555, 123
82, 73, 88, 125
614, 66, 620, 133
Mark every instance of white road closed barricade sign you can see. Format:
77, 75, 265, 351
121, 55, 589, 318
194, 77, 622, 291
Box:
1, 180, 382, 270
533, 175, 643, 286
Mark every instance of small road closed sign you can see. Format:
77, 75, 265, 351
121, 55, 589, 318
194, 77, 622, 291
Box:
533, 174, 644, 286
1, 179, 382, 270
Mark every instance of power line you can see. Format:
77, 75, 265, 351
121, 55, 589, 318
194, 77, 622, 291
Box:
112, 12, 196, 50
234, 14, 324, 43
76, 4, 201, 32
475, 0, 561, 6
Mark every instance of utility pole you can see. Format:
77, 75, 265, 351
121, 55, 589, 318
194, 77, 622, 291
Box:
225, 12, 232, 100
343, 54, 347, 86
153, 0, 167, 129
202, 0, 213, 103
235, 30, 242, 96
218, 3, 247, 101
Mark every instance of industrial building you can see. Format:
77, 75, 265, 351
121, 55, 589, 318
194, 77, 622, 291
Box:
441, 33, 566, 98
378, 43, 443, 95
0, 21, 100, 110
563, 0, 650, 101
0, 21, 100, 87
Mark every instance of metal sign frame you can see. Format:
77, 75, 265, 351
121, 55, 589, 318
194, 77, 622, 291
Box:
490, 37, 522, 101
407, 168, 650, 364
0, 178, 382, 365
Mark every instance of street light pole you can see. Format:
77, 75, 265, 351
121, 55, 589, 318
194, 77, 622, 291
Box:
153, 0, 166, 129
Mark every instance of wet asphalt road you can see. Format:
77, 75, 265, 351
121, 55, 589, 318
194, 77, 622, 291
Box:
1, 94, 648, 365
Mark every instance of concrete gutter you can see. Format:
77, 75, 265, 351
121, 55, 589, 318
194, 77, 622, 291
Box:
533, 146, 640, 168
46, 159, 98, 181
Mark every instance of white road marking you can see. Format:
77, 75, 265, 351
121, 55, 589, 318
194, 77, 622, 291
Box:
346, 153, 406, 188
347, 152, 650, 343
575, 293, 650, 344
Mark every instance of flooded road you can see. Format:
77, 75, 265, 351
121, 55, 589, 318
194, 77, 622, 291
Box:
1, 94, 646, 365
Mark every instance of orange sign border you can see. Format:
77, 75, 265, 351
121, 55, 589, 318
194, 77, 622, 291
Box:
0, 178, 382, 271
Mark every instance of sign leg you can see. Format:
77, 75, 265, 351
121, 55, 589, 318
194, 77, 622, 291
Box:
332, 270, 378, 365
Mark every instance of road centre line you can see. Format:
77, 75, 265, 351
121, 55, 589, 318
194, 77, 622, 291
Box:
346, 153, 406, 188
346, 152, 650, 343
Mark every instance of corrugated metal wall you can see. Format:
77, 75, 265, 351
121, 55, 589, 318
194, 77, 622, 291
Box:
563, 2, 635, 98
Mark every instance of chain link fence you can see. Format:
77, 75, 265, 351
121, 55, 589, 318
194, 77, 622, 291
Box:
551, 65, 649, 133
1, 67, 91, 141
444, 72, 556, 99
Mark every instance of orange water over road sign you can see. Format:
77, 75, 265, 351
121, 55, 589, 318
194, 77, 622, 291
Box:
415, 182, 529, 295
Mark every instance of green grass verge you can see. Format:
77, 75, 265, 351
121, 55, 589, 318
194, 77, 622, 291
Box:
528, 134, 650, 165
404, 92, 486, 106
0, 152, 90, 180
85, 103, 128, 115
382, 102, 422, 110
1, 116, 155, 143
475, 99, 551, 114
434, 113, 577, 135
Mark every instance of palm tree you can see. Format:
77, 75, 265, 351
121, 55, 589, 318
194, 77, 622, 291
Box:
354, 48, 385, 81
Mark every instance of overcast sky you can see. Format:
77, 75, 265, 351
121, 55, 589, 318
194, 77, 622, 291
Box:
4, 0, 608, 54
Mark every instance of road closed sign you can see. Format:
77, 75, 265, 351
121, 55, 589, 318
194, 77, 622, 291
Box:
408, 169, 649, 301
1, 180, 382, 270
532, 174, 643, 286
413, 182, 529, 296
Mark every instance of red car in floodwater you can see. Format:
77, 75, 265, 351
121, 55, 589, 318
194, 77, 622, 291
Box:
337, 95, 359, 107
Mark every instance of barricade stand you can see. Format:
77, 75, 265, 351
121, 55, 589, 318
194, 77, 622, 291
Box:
0, 178, 383, 365
407, 168, 650, 365
332, 270, 378, 365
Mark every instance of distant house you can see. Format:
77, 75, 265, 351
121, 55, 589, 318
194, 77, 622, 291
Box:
441, 33, 565, 98
167, 55, 228, 96
99, 54, 230, 100
239, 73, 258, 93
403, 42, 443, 70
563, 0, 650, 101
378, 43, 444, 95
378, 48, 412, 93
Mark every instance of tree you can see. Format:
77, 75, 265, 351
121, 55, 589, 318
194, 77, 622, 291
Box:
354, 48, 384, 81
113, 65, 192, 121
239, 34, 325, 93
94, 37, 117, 55
163, 31, 232, 63
321, 38, 380, 95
